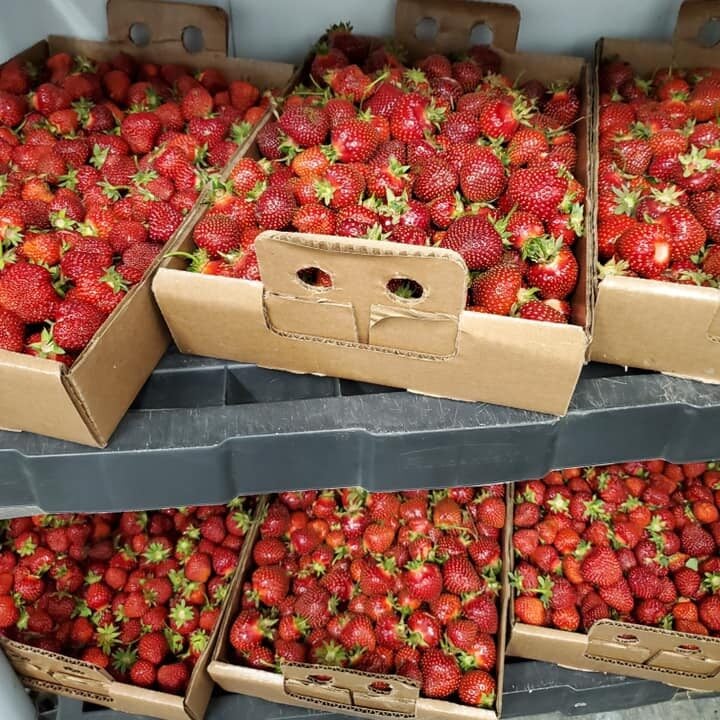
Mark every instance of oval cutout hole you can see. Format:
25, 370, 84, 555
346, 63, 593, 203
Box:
470, 22, 493, 47
698, 18, 720, 48
297, 267, 332, 289
415, 16, 439, 42
368, 681, 392, 695
387, 278, 424, 300
182, 25, 205, 54
128, 22, 152, 47
615, 634, 639, 645
675, 644, 702, 655
308, 674, 333, 685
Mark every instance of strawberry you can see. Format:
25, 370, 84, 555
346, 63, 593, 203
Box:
255, 185, 296, 230
442, 215, 503, 271
53, 300, 105, 351
522, 237, 579, 299
0, 262, 59, 323
458, 669, 496, 708
459, 147, 507, 202
616, 223, 671, 278
390, 93, 445, 143
193, 214, 241, 257
251, 565, 289, 605
339, 614, 375, 652
580, 547, 623, 588
507, 166, 567, 221
681, 524, 716, 557
279, 105, 330, 149
420, 649, 461, 698
0, 308, 24, 352
699, 595, 720, 631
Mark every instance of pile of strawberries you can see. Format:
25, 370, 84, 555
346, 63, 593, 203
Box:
598, 60, 720, 284
0, 498, 255, 694
0, 50, 269, 364
228, 487, 504, 708
184, 24, 585, 324
512, 460, 720, 636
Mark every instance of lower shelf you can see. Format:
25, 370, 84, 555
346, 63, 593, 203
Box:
46, 660, 690, 719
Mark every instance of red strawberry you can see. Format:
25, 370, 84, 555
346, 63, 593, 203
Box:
420, 649, 461, 698
458, 669, 496, 708
0, 262, 59, 323
616, 223, 671, 278
580, 547, 623, 588
53, 300, 105, 351
507, 166, 568, 221
523, 237, 579, 299
459, 148, 507, 202
442, 215, 504, 271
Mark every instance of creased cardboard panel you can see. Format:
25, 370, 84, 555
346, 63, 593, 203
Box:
504, 482, 720, 692
209, 496, 506, 720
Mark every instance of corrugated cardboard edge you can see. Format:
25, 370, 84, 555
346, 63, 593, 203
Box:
0, 11, 296, 447
503, 482, 720, 692
152, 1, 593, 417
589, 7, 720, 381
209, 494, 508, 720
0, 507, 255, 720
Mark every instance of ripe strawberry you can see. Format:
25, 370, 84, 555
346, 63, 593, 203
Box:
459, 148, 507, 202
339, 614, 375, 652
458, 669, 496, 708
251, 565, 289, 605
294, 585, 332, 628
53, 300, 105, 351
0, 262, 59, 323
507, 166, 567, 221
616, 223, 671, 278
390, 93, 445, 143
443, 215, 503, 271
420, 649, 461, 698
580, 547, 623, 588
681, 524, 716, 557
699, 595, 720, 631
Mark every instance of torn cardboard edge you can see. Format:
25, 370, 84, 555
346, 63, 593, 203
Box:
0, 501, 258, 720
0, 1, 297, 447
588, 1, 720, 382
152, 0, 593, 417
503, 481, 720, 692
208, 494, 509, 720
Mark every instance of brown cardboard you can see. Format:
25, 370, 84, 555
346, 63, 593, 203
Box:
0, 0, 296, 447
153, 0, 593, 417
504, 483, 720, 692
0, 509, 256, 720
208, 494, 509, 720
589, 0, 720, 381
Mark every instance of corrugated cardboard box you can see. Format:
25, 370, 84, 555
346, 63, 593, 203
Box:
504, 482, 720, 692
153, 0, 593, 417
589, 0, 720, 382
0, 530, 253, 720
0, 0, 295, 447
208, 495, 509, 720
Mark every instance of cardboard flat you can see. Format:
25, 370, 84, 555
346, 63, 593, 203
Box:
0, 0, 296, 447
0, 507, 256, 720
589, 0, 720, 381
153, 0, 593, 417
208, 495, 509, 720
504, 482, 720, 692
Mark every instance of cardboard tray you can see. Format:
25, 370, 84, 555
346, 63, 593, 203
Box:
0, 527, 254, 720
589, 0, 720, 383
503, 482, 720, 692
0, 0, 296, 447
152, 0, 593, 417
207, 494, 509, 720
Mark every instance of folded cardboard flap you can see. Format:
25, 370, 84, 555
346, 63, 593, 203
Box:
674, 0, 720, 46
282, 663, 419, 717
585, 620, 720, 677
255, 231, 467, 354
106, 0, 228, 55
395, 0, 520, 57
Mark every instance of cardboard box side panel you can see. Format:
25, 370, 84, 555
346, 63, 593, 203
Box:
590, 277, 720, 382
6, 40, 49, 67
0, 353, 98, 446
153, 268, 586, 415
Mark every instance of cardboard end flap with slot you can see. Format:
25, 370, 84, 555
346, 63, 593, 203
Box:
153, 0, 594, 417
0, 0, 296, 447
504, 482, 720, 692
589, 0, 720, 382
209, 494, 507, 720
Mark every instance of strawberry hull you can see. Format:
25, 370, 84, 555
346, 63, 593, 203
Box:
589, 0, 720, 383
153, 0, 593, 417
208, 494, 510, 720
505, 478, 720, 693
0, 0, 296, 447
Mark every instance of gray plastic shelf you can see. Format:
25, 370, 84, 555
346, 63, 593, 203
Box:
2, 354, 720, 516
49, 660, 683, 719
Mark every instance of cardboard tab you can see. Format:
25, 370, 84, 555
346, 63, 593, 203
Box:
106, 0, 229, 56
255, 231, 466, 352
395, 0, 520, 55
674, 0, 720, 46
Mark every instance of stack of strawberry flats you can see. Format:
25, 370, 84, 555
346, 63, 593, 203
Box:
0, 50, 270, 365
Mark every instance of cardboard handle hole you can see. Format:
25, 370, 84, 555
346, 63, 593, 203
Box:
675, 644, 702, 655
415, 16, 439, 42
470, 23, 494, 47
387, 278, 424, 300
307, 674, 334, 685
181, 25, 205, 54
368, 681, 393, 695
697, 17, 720, 47
615, 634, 640, 645
297, 267, 333, 289
128, 22, 152, 47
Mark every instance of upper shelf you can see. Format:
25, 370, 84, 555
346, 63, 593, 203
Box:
1, 352, 720, 516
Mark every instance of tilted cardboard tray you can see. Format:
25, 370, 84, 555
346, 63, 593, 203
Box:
0, 0, 296, 447
589, 0, 720, 383
0, 527, 254, 720
152, 0, 593, 417
503, 482, 720, 692
208, 495, 509, 720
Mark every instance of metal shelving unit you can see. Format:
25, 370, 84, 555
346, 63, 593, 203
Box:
1, 352, 720, 516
